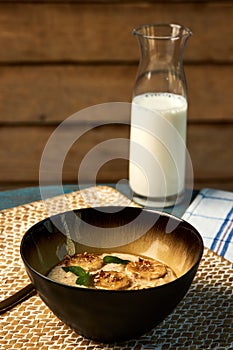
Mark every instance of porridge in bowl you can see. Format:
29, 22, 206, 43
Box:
48, 252, 177, 290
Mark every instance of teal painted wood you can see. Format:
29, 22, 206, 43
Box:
0, 185, 79, 210
0, 184, 197, 218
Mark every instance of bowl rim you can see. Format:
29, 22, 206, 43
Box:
20, 206, 204, 294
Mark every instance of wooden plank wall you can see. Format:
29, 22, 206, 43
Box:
0, 0, 232, 191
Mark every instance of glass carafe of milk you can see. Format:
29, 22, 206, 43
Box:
129, 23, 192, 207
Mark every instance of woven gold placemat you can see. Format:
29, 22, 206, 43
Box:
0, 186, 232, 350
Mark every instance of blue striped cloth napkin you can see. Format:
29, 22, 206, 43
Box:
182, 188, 233, 263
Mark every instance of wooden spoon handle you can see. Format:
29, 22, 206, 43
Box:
0, 283, 36, 314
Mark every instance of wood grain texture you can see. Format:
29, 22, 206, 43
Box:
0, 2, 232, 63
0, 64, 232, 123
0, 124, 232, 186
0, 1, 232, 191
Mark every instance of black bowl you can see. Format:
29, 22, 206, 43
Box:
20, 206, 203, 343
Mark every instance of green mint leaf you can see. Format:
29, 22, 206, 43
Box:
62, 265, 94, 287
103, 255, 130, 265
62, 265, 86, 277
76, 273, 94, 287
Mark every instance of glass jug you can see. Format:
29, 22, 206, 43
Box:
129, 23, 192, 207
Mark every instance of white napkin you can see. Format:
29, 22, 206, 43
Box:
182, 188, 233, 262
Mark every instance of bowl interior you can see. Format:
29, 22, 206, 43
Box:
21, 206, 203, 280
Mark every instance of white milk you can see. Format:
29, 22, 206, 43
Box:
129, 92, 187, 206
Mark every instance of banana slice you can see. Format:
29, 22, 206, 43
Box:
126, 257, 167, 280
94, 270, 131, 290
64, 252, 103, 271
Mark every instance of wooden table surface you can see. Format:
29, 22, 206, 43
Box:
0, 183, 197, 219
